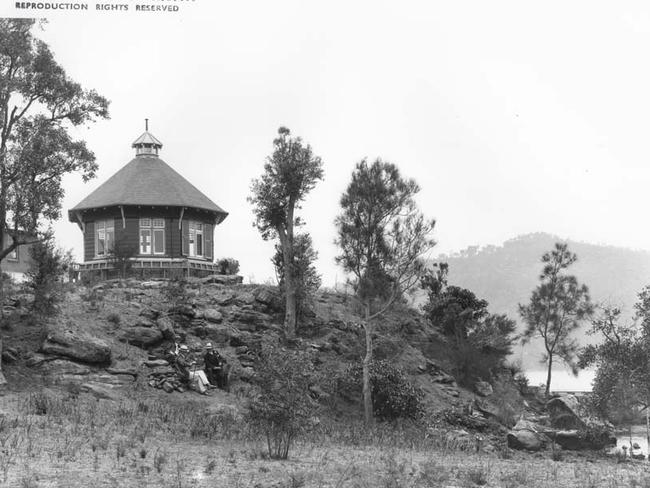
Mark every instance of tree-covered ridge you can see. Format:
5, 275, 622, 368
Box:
427, 233, 650, 370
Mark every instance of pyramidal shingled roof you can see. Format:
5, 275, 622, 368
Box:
68, 130, 227, 224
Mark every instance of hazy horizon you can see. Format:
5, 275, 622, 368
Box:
2, 2, 650, 286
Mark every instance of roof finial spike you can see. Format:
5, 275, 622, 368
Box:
145, 118, 149, 131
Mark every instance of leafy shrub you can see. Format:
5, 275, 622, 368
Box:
162, 277, 190, 311
108, 236, 138, 278
106, 313, 121, 326
246, 342, 318, 459
216, 258, 240, 275
26, 241, 72, 317
338, 360, 423, 421
420, 266, 517, 385
272, 233, 321, 320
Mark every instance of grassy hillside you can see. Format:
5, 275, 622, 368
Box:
429, 233, 650, 370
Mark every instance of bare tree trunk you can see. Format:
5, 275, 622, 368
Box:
646, 406, 649, 453
545, 354, 553, 397
363, 301, 373, 426
284, 284, 297, 339
645, 402, 650, 454
279, 230, 296, 339
0, 337, 6, 386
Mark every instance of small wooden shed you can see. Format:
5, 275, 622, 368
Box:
68, 126, 228, 278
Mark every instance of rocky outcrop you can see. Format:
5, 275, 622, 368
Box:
475, 381, 493, 397
552, 429, 616, 450
203, 309, 223, 324
41, 330, 111, 364
121, 326, 163, 347
80, 382, 120, 401
44, 359, 91, 376
506, 420, 549, 451
201, 274, 243, 286
156, 316, 176, 339
547, 395, 588, 429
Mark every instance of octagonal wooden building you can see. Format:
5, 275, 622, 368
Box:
68, 126, 228, 278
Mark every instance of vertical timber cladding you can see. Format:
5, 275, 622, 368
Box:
123, 206, 178, 258
81, 207, 217, 261
179, 207, 215, 260
68, 128, 228, 268
83, 221, 95, 262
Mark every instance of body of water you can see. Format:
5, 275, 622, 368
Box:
614, 425, 649, 456
526, 369, 595, 392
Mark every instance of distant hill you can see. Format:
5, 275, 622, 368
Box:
424, 233, 650, 371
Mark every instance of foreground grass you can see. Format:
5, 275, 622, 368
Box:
0, 390, 648, 487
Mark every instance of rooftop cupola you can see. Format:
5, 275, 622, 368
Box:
132, 119, 163, 156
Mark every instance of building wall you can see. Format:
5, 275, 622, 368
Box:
79, 206, 216, 263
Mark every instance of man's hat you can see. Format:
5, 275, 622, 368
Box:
205, 343, 213, 349
179, 345, 189, 352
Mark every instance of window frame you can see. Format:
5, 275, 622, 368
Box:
140, 217, 165, 256
95, 219, 115, 258
188, 221, 204, 258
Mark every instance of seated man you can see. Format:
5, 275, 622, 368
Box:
175, 345, 209, 394
204, 343, 229, 390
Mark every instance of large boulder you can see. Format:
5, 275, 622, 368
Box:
547, 395, 588, 429
254, 287, 282, 311
156, 316, 176, 339
201, 275, 243, 286
231, 310, 272, 330
203, 309, 223, 324
553, 429, 616, 451
203, 323, 233, 343
506, 420, 549, 451
42, 330, 111, 364
44, 359, 91, 376
507, 429, 546, 451
121, 327, 163, 347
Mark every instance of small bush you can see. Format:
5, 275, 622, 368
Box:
338, 360, 423, 421
108, 237, 138, 278
162, 277, 190, 311
26, 241, 72, 317
106, 313, 121, 326
465, 463, 490, 486
216, 258, 240, 275
153, 449, 167, 473
246, 342, 317, 459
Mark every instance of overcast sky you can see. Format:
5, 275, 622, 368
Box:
3, 1, 650, 285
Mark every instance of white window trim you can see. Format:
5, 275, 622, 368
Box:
95, 220, 114, 258
140, 218, 165, 256
189, 221, 204, 258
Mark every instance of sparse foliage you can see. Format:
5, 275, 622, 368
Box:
215, 257, 240, 276
579, 301, 650, 438
0, 19, 109, 264
248, 127, 324, 338
421, 264, 517, 384
26, 240, 71, 317
162, 277, 190, 312
272, 232, 321, 320
335, 159, 435, 424
519, 243, 593, 396
339, 360, 423, 421
246, 342, 318, 459
108, 236, 137, 278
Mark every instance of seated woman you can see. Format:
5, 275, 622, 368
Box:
175, 345, 210, 394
